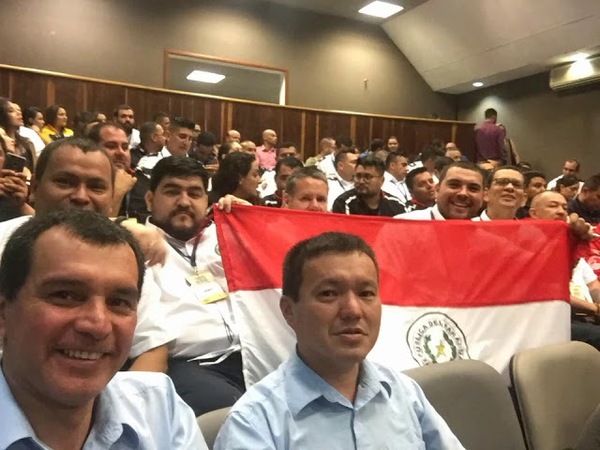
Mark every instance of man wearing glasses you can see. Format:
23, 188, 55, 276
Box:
331, 156, 405, 217
473, 166, 526, 221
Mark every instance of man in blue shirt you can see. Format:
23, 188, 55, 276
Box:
0, 210, 206, 449
215, 232, 464, 449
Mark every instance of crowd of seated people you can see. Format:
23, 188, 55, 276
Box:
2, 95, 600, 448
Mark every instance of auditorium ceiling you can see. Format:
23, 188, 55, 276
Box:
266, 0, 600, 94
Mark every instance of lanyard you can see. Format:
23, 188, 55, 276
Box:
169, 234, 202, 273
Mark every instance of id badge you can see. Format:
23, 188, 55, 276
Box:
186, 271, 228, 304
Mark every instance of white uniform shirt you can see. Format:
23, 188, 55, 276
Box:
327, 173, 354, 211
258, 170, 276, 198
394, 204, 445, 220
382, 171, 411, 204
19, 126, 46, 156
547, 175, 584, 193
471, 210, 492, 221
129, 128, 141, 149
148, 222, 240, 362
317, 153, 336, 177
571, 258, 598, 303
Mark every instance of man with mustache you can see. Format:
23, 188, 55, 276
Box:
144, 156, 245, 416
472, 166, 525, 220
214, 232, 463, 449
113, 104, 140, 148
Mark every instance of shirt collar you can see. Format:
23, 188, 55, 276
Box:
431, 204, 446, 220
479, 210, 492, 221
284, 352, 391, 416
0, 367, 139, 449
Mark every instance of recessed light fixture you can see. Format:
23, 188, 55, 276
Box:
472, 82, 484, 87
186, 70, 225, 84
359, 1, 404, 19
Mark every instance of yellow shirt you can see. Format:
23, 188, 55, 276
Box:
40, 125, 74, 144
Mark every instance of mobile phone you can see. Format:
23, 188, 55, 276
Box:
3, 153, 26, 172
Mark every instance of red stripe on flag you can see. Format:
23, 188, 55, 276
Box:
215, 206, 571, 307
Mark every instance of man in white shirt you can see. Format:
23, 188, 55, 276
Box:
317, 136, 353, 177
382, 151, 411, 204
0, 209, 206, 449
327, 149, 358, 211
144, 155, 245, 416
473, 166, 525, 221
396, 162, 485, 220
547, 158, 582, 191
113, 104, 141, 149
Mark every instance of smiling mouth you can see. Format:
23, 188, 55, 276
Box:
59, 349, 105, 360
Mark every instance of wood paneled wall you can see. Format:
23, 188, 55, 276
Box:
0, 65, 475, 160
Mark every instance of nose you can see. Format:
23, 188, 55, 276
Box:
456, 185, 469, 198
177, 192, 192, 206
339, 292, 363, 320
307, 198, 322, 211
70, 184, 91, 207
73, 298, 112, 339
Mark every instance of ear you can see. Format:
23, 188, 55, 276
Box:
144, 190, 153, 212
279, 295, 296, 328
281, 192, 290, 209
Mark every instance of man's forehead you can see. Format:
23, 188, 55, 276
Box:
46, 146, 111, 171
444, 168, 483, 185
119, 109, 134, 116
493, 169, 523, 181
295, 178, 327, 194
100, 126, 128, 141
530, 177, 546, 184
158, 175, 205, 190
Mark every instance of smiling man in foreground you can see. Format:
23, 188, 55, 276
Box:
0, 210, 205, 449
214, 232, 463, 449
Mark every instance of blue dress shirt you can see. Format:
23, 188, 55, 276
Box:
214, 352, 464, 449
0, 367, 207, 449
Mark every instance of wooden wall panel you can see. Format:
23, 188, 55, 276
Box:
0, 65, 475, 162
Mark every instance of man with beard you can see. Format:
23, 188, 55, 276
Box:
113, 104, 140, 148
144, 156, 245, 416
396, 162, 484, 220
332, 156, 404, 217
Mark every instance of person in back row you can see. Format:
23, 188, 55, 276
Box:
214, 232, 464, 449
332, 156, 405, 217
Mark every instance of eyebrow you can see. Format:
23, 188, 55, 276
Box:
38, 277, 139, 298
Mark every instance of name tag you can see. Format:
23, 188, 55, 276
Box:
186, 271, 228, 304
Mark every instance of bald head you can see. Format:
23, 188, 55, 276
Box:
529, 191, 568, 221
262, 129, 277, 148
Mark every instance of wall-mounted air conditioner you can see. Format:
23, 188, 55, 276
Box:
549, 56, 600, 91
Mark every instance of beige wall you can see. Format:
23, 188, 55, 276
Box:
0, 0, 455, 119
457, 73, 600, 179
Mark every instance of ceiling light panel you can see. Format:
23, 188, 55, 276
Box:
186, 70, 226, 84
359, 1, 404, 19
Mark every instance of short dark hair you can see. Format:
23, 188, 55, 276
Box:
420, 146, 442, 163
275, 156, 303, 176
523, 171, 546, 188
405, 167, 429, 192
139, 121, 160, 146
583, 174, 600, 192
113, 104, 133, 117
486, 165, 523, 188
23, 106, 42, 127
485, 108, 498, 118
438, 161, 484, 184
35, 137, 115, 185
153, 111, 169, 122
335, 136, 353, 149
434, 156, 454, 174
197, 131, 218, 147
555, 174, 580, 190
44, 104, 66, 128
385, 151, 406, 170
285, 166, 327, 196
334, 149, 354, 168
356, 155, 384, 176
282, 232, 378, 302
169, 116, 195, 133
279, 142, 296, 150
211, 152, 256, 197
149, 156, 208, 192
369, 138, 385, 152
0, 210, 145, 302
87, 122, 127, 144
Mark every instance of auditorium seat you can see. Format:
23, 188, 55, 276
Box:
510, 341, 600, 450
404, 359, 526, 450
196, 407, 230, 449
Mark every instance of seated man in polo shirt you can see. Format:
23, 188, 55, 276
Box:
332, 156, 405, 217
0, 210, 205, 449
214, 232, 464, 449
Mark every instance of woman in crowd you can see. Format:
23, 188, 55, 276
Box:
0, 127, 34, 220
210, 152, 261, 204
555, 174, 580, 202
0, 98, 37, 171
40, 104, 73, 144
